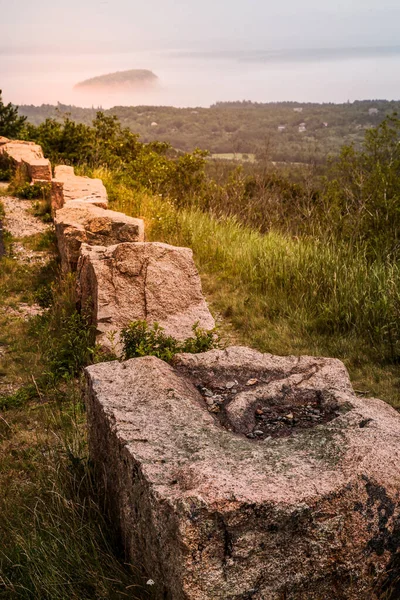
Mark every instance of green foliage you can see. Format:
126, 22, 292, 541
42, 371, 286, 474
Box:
11, 180, 51, 200
24, 111, 208, 201
0, 89, 27, 138
18, 98, 400, 163
326, 115, 400, 258
121, 320, 218, 362
0, 153, 14, 181
0, 384, 37, 411
31, 197, 52, 223
108, 174, 400, 365
31, 275, 95, 383
34, 283, 54, 308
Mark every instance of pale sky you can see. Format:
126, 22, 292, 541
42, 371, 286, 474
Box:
1, 0, 399, 52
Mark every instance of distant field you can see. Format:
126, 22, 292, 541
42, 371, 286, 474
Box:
211, 153, 257, 162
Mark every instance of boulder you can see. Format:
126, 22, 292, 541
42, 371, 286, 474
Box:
0, 136, 10, 146
51, 165, 108, 211
0, 140, 51, 181
54, 200, 145, 271
77, 241, 215, 350
85, 347, 400, 600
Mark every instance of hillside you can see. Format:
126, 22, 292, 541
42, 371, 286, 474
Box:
19, 99, 400, 163
74, 69, 158, 90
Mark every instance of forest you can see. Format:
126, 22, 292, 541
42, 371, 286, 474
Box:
19, 99, 400, 163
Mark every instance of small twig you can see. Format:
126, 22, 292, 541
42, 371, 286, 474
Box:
31, 374, 44, 402
0, 414, 12, 430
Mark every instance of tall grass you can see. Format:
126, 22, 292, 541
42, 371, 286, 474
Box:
0, 234, 146, 598
100, 169, 400, 365
0, 396, 142, 600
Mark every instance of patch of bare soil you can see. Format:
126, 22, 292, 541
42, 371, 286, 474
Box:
2, 195, 49, 238
1, 194, 52, 265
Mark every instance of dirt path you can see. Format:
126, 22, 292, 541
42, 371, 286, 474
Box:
0, 187, 54, 398
1, 192, 52, 265
2, 195, 49, 238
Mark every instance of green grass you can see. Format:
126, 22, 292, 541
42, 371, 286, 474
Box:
0, 224, 148, 598
20, 229, 58, 252
97, 168, 400, 407
0, 395, 144, 600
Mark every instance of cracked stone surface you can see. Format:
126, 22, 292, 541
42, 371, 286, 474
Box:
51, 165, 108, 211
54, 200, 145, 272
77, 241, 215, 351
85, 347, 400, 600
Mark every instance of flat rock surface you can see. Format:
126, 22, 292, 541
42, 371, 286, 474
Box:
52, 165, 108, 209
77, 241, 215, 349
0, 140, 44, 163
85, 347, 400, 599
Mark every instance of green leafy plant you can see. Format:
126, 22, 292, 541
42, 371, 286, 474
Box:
13, 181, 51, 200
121, 320, 219, 362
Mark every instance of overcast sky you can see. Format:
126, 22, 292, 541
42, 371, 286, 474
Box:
1, 0, 399, 52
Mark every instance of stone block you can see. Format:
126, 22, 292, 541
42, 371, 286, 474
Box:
77, 241, 215, 350
23, 158, 52, 182
0, 140, 50, 182
51, 165, 108, 211
54, 200, 145, 271
85, 346, 400, 599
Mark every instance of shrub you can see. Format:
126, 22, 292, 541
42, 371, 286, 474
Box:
0, 89, 27, 138
121, 320, 219, 362
29, 274, 95, 385
13, 181, 51, 200
0, 153, 13, 181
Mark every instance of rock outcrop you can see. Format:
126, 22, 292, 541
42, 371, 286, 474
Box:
0, 140, 52, 182
54, 200, 144, 271
77, 241, 215, 350
85, 347, 400, 600
51, 165, 108, 211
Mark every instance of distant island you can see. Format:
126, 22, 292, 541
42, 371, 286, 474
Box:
74, 69, 158, 91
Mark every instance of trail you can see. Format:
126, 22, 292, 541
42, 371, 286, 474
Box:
1, 186, 51, 265
0, 183, 53, 398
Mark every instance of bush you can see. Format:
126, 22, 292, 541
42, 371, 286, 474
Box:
0, 153, 13, 181
13, 181, 51, 200
29, 274, 95, 385
0, 89, 26, 138
121, 320, 218, 362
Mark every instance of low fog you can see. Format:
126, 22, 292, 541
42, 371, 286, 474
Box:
1, 0, 400, 107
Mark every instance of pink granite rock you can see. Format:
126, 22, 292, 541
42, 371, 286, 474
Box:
85, 347, 400, 599
77, 241, 215, 350
54, 200, 144, 271
0, 140, 51, 181
24, 158, 52, 182
51, 165, 108, 211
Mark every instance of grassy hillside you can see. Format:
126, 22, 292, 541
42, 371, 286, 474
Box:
1, 105, 399, 598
